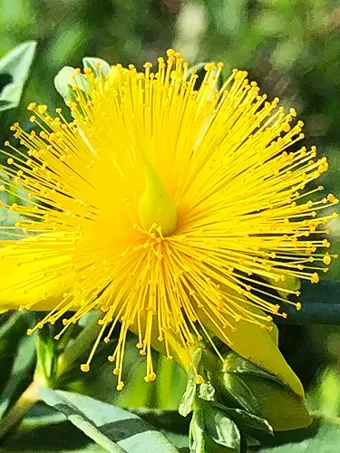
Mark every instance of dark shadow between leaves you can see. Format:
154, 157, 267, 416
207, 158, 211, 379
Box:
249, 417, 321, 450
0, 421, 93, 451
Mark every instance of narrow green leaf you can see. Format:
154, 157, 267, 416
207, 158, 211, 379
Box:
35, 326, 59, 387
0, 313, 36, 418
0, 312, 34, 396
40, 388, 180, 453
220, 372, 260, 414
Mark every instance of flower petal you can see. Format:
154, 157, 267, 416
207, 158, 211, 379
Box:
197, 299, 304, 398
225, 319, 304, 397
243, 375, 311, 430
0, 233, 75, 311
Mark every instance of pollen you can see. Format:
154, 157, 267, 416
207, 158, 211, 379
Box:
0, 51, 337, 390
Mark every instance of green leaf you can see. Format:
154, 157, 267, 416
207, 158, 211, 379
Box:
189, 403, 242, 453
202, 403, 241, 450
0, 313, 36, 418
35, 325, 59, 387
219, 372, 260, 414
162, 431, 189, 451
216, 405, 273, 436
224, 352, 284, 386
189, 409, 206, 453
39, 388, 180, 452
0, 313, 33, 395
0, 41, 36, 112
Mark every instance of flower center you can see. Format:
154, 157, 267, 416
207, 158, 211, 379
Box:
139, 155, 177, 236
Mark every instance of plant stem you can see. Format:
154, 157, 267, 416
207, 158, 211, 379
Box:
0, 381, 39, 440
57, 312, 103, 377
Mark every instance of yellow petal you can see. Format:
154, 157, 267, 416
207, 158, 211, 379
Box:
197, 299, 304, 398
244, 375, 311, 430
226, 319, 304, 397
0, 233, 74, 311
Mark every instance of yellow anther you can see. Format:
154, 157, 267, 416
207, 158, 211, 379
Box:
80, 364, 90, 372
27, 102, 36, 111
144, 372, 156, 382
327, 193, 338, 203
37, 105, 47, 114
311, 273, 319, 284
323, 254, 331, 265
117, 382, 125, 391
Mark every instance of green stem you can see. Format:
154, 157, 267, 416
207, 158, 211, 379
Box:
0, 381, 39, 440
57, 312, 103, 377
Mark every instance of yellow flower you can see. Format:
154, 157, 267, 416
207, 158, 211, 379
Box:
0, 50, 337, 391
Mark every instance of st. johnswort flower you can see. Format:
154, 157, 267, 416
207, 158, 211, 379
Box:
0, 50, 338, 391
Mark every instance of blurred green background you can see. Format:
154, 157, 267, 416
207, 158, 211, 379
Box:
1, 0, 340, 439
1, 0, 340, 223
